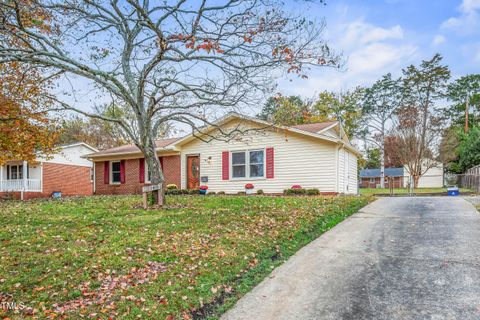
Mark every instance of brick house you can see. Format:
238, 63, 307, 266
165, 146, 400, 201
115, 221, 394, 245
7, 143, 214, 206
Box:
359, 168, 404, 188
0, 143, 97, 199
85, 113, 360, 195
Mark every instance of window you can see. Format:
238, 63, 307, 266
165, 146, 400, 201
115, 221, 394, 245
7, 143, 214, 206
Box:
369, 178, 375, 183
249, 150, 264, 178
8, 165, 23, 180
232, 152, 246, 178
231, 150, 264, 179
111, 161, 121, 184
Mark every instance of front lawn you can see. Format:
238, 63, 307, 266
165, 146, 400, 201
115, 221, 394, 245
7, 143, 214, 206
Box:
359, 187, 473, 196
0, 195, 370, 319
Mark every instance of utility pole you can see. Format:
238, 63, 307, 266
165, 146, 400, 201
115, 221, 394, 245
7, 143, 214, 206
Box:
465, 94, 470, 133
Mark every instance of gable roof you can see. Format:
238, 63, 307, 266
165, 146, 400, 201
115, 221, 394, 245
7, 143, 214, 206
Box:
291, 121, 337, 133
360, 167, 404, 178
84, 138, 179, 158
84, 113, 360, 159
60, 142, 99, 153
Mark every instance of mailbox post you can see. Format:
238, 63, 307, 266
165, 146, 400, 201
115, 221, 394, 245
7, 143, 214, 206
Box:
142, 184, 163, 209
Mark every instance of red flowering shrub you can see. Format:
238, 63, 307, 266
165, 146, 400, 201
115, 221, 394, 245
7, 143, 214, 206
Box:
199, 185, 208, 190
291, 185, 302, 189
245, 183, 254, 189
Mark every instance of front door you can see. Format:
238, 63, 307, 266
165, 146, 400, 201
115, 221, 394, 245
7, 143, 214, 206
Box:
186, 155, 200, 189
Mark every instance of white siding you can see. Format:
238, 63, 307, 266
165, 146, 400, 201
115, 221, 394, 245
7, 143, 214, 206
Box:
179, 120, 338, 194
347, 150, 358, 194
42, 144, 94, 167
338, 148, 345, 193
403, 163, 444, 188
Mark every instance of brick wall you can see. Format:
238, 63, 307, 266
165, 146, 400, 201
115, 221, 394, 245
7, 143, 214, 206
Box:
360, 176, 404, 188
94, 155, 181, 195
0, 162, 93, 199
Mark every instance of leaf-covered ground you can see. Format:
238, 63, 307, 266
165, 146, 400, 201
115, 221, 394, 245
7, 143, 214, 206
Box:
0, 195, 370, 319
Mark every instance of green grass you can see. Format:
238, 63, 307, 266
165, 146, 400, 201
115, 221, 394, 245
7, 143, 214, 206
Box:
0, 195, 371, 319
359, 187, 473, 195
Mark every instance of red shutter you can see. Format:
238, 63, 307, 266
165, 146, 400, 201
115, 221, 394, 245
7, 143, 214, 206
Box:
159, 157, 164, 170
222, 151, 229, 180
139, 159, 145, 183
120, 160, 126, 184
266, 147, 274, 179
103, 161, 109, 184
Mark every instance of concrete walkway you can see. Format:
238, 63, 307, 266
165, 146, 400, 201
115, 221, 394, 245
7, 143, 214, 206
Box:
222, 197, 480, 320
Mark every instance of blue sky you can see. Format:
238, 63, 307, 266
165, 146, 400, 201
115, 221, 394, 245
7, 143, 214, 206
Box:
277, 0, 480, 97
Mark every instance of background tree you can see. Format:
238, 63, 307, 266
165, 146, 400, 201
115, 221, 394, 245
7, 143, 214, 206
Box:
1, 0, 339, 205
0, 0, 59, 164
445, 74, 480, 129
361, 148, 381, 169
257, 95, 308, 124
438, 126, 462, 172
360, 73, 402, 187
311, 88, 364, 138
455, 127, 480, 172
383, 135, 404, 168
0, 63, 59, 164
391, 54, 450, 187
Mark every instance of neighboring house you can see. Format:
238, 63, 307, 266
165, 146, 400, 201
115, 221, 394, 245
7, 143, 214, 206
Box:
359, 162, 444, 189
0, 143, 97, 199
359, 168, 404, 188
403, 162, 444, 188
84, 113, 360, 195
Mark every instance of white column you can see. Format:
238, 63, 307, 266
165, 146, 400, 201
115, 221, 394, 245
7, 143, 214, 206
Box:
0, 165, 3, 192
23, 161, 28, 191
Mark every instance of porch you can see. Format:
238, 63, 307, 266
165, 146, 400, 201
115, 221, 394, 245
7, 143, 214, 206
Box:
0, 161, 42, 192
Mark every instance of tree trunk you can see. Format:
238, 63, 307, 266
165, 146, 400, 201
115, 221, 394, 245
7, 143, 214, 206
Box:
142, 137, 165, 207
413, 175, 420, 189
380, 147, 385, 189
380, 127, 385, 189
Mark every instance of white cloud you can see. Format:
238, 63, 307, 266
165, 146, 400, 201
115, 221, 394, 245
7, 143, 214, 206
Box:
341, 22, 404, 47
278, 18, 418, 95
432, 34, 446, 46
441, 0, 480, 34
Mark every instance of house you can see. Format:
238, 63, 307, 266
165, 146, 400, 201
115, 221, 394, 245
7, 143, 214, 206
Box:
403, 162, 444, 188
359, 168, 404, 188
359, 162, 444, 189
84, 113, 360, 195
0, 143, 97, 199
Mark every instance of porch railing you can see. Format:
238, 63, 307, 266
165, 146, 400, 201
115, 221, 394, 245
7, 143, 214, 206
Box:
0, 179, 42, 192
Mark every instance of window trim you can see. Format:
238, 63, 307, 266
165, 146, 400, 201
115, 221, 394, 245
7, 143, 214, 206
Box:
369, 177, 375, 183
145, 161, 152, 183
110, 160, 121, 185
230, 149, 265, 180
8, 164, 23, 180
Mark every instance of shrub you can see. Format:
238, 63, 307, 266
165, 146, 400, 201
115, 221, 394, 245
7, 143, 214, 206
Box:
245, 183, 254, 189
237, 191, 246, 195
207, 191, 216, 195
166, 184, 178, 190
256, 189, 264, 195
189, 188, 199, 195
217, 191, 226, 195
284, 188, 306, 195
306, 188, 320, 195
165, 189, 189, 195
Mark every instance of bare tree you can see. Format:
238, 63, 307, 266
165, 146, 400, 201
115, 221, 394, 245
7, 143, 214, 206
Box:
392, 54, 450, 187
361, 73, 402, 188
0, 0, 339, 205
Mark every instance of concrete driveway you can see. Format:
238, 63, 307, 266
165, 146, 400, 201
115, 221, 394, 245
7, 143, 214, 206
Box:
222, 197, 480, 320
